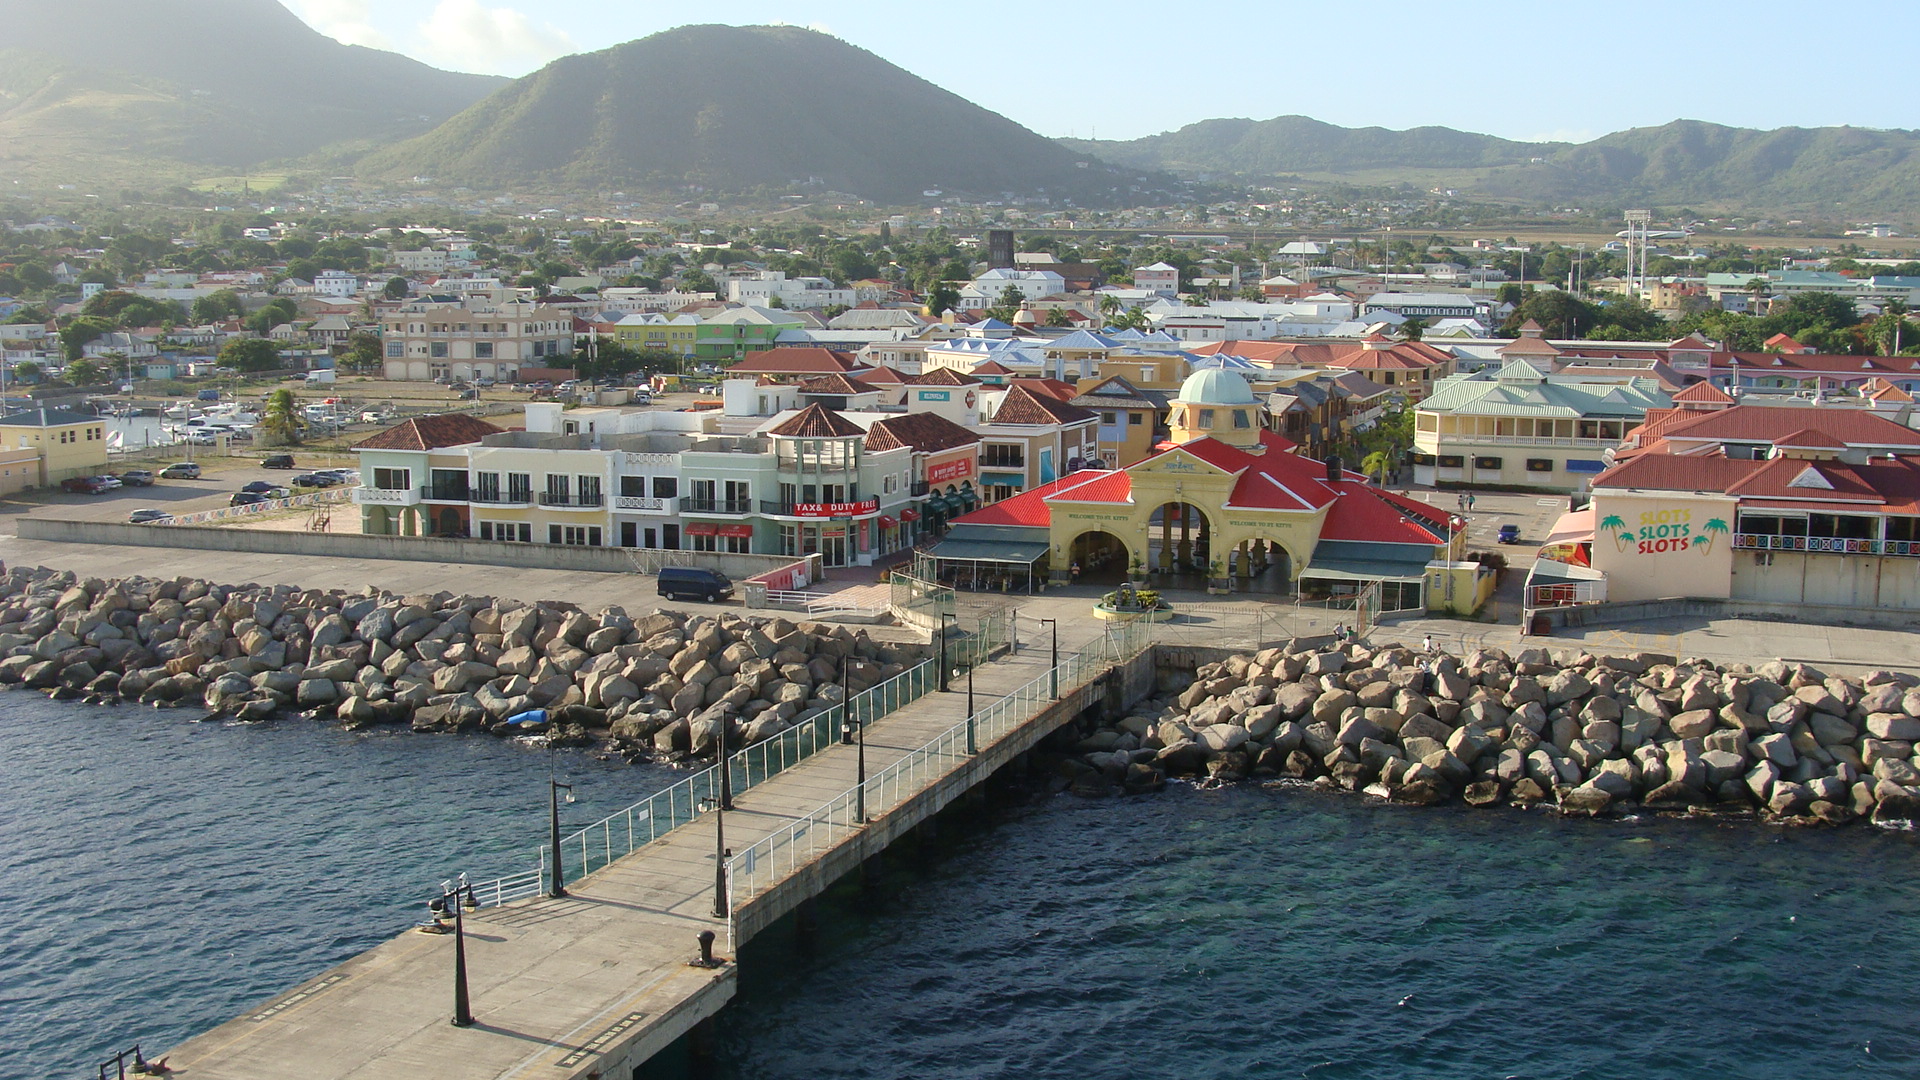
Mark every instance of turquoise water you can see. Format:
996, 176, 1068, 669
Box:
0, 695, 663, 1079
7, 694, 1920, 1080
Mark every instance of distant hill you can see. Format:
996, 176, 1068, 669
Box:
1068, 116, 1920, 215
0, 0, 503, 179
357, 24, 1165, 205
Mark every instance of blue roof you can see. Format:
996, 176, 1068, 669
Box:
1190, 353, 1258, 370
1049, 330, 1118, 349
976, 318, 1013, 330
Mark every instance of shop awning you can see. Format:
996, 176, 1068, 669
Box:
717, 523, 753, 538
979, 472, 1026, 486
1542, 508, 1595, 547
900, 508, 921, 522
924, 538, 1050, 564
684, 522, 719, 536
1299, 557, 1430, 583
878, 516, 898, 527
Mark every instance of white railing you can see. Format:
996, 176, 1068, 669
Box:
613, 495, 669, 512
469, 868, 545, 909
725, 619, 1151, 905
351, 486, 419, 505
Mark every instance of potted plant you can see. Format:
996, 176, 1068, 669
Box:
1207, 559, 1230, 594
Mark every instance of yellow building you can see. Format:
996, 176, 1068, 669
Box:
0, 407, 109, 487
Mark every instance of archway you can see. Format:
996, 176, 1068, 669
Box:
437, 507, 464, 537
1067, 530, 1130, 585
1146, 501, 1213, 583
1222, 537, 1294, 595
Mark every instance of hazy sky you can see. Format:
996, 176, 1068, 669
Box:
285, 0, 1915, 145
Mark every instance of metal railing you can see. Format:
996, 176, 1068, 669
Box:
725, 618, 1151, 902
461, 614, 1010, 907
613, 495, 670, 512
1733, 532, 1920, 557
539, 492, 606, 508
680, 497, 754, 515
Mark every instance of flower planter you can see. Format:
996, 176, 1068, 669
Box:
1093, 600, 1175, 623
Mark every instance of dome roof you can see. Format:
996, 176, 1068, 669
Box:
1177, 368, 1257, 406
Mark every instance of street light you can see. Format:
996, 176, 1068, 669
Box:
547, 778, 574, 899
1039, 618, 1058, 699
699, 794, 729, 919
839, 656, 867, 822
939, 611, 956, 692
424, 874, 478, 1028
965, 662, 976, 754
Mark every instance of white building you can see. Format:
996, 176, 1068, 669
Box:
957, 268, 1066, 311
726, 271, 855, 310
314, 270, 359, 299
1134, 261, 1180, 297
394, 249, 449, 274
380, 299, 575, 382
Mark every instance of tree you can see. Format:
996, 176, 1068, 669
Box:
219, 337, 283, 372
10, 360, 42, 383
1361, 450, 1393, 484
682, 271, 717, 294
245, 298, 298, 335
982, 284, 1026, 323
60, 356, 106, 386
192, 289, 246, 323
383, 276, 410, 300
82, 290, 180, 329
923, 284, 960, 317
58, 316, 114, 361
1401, 317, 1427, 341
1045, 308, 1073, 328
261, 388, 303, 446
340, 331, 384, 374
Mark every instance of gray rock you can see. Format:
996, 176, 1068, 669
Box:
1865, 713, 1920, 742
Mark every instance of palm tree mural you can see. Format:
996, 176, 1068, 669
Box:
1600, 514, 1628, 552
1699, 518, 1730, 554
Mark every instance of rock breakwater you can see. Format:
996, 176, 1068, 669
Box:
1064, 638, 1920, 826
0, 565, 931, 762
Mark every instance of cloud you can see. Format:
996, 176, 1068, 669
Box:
289, 0, 393, 50
416, 0, 578, 75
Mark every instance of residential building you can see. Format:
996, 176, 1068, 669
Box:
314, 270, 359, 299
1196, 336, 1455, 400
1361, 292, 1487, 320
725, 271, 855, 310
0, 407, 109, 486
1070, 375, 1165, 468
351, 414, 508, 537
393, 249, 449, 274
380, 299, 575, 382
612, 312, 701, 358
1134, 261, 1181, 297
958, 268, 1066, 311
1412, 359, 1671, 491
975, 383, 1100, 502
724, 347, 864, 382
694, 306, 807, 362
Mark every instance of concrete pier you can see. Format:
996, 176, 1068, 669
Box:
159, 621, 1155, 1080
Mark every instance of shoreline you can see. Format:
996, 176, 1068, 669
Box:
0, 563, 932, 767
1053, 638, 1920, 827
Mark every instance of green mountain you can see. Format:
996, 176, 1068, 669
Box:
1068, 116, 1920, 215
0, 0, 504, 181
356, 24, 1165, 204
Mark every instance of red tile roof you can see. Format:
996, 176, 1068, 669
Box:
1318, 484, 1447, 544
989, 383, 1096, 426
954, 472, 1107, 527
906, 367, 980, 386
796, 373, 881, 395
1043, 470, 1133, 504
767, 403, 865, 438
1008, 377, 1079, 402
1656, 405, 1920, 449
352, 413, 503, 451
1672, 382, 1735, 405
864, 412, 979, 454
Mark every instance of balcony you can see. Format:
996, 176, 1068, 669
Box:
540, 493, 606, 509
679, 497, 754, 515
423, 485, 470, 503
981, 456, 1026, 470
470, 491, 534, 507
352, 486, 421, 506
1733, 533, 1920, 558
910, 480, 931, 497
759, 497, 880, 518
612, 495, 671, 513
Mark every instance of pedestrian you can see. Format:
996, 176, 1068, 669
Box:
1467, 493, 1477, 511
1423, 633, 1434, 654
1070, 560, 1081, 584
1457, 493, 1466, 511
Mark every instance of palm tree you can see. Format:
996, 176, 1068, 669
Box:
1098, 294, 1123, 326
1599, 513, 1628, 552
1699, 517, 1730, 554
1361, 450, 1392, 485
261, 387, 303, 446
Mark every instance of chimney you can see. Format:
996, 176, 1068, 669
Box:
1326, 455, 1343, 483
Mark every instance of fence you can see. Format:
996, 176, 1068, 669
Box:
724, 618, 1153, 907
159, 488, 350, 526
889, 571, 954, 631
463, 610, 1008, 906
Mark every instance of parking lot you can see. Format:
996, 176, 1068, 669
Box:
0, 450, 360, 529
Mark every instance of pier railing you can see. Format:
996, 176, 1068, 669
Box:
724, 618, 1152, 906
465, 611, 1013, 906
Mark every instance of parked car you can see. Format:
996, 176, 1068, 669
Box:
1497, 524, 1522, 544
128, 508, 173, 524
475, 377, 495, 387
158, 462, 201, 480
656, 567, 734, 603
117, 469, 155, 487
314, 468, 358, 483
60, 476, 111, 494
240, 480, 277, 494
229, 492, 268, 507
291, 473, 340, 488
196, 389, 221, 402
261, 454, 296, 469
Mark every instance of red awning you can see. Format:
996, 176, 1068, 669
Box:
900, 508, 921, 522
683, 522, 719, 536
878, 516, 898, 527
717, 523, 753, 538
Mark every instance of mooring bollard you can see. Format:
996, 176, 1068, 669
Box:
690, 929, 721, 969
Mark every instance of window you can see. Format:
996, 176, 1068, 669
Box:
1526, 459, 1554, 472
1197, 408, 1215, 429
386, 342, 403, 358
547, 524, 601, 546
1437, 455, 1464, 468
1101, 411, 1118, 425
372, 467, 411, 491
473, 471, 500, 501
1474, 456, 1502, 470
430, 342, 448, 358
1129, 413, 1143, 425
652, 476, 677, 499
478, 520, 530, 542
1232, 410, 1250, 429
507, 473, 531, 503
620, 475, 647, 497
475, 342, 493, 359
578, 475, 602, 506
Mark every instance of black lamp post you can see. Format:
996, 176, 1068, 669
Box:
966, 662, 976, 754
1039, 617, 1058, 699
716, 711, 733, 811
939, 611, 956, 692
699, 793, 729, 919
428, 874, 478, 1028
548, 779, 573, 899
840, 655, 867, 823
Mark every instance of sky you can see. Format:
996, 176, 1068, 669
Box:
284, 0, 1915, 145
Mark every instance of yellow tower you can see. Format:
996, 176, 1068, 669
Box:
1166, 368, 1261, 449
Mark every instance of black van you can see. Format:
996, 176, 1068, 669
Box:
657, 566, 733, 602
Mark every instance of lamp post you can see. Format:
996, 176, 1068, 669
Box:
428, 874, 478, 1028
1039, 617, 1058, 699
965, 662, 976, 754
699, 795, 729, 919
547, 778, 573, 899
716, 710, 733, 811
939, 611, 956, 692
839, 656, 868, 822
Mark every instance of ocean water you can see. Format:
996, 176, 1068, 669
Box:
7, 693, 1920, 1080
0, 694, 666, 1079
711, 783, 1920, 1080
